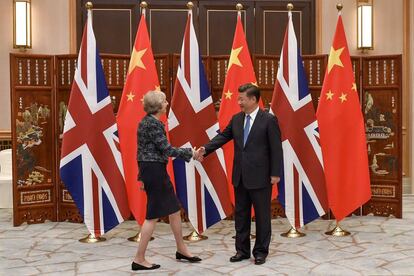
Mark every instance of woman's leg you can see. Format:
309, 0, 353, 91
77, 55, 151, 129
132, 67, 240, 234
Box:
134, 218, 158, 266
168, 210, 193, 256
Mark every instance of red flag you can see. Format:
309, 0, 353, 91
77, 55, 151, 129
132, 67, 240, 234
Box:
218, 14, 277, 206
316, 15, 371, 221
117, 11, 162, 225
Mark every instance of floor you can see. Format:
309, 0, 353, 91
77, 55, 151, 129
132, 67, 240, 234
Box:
1, 196, 414, 275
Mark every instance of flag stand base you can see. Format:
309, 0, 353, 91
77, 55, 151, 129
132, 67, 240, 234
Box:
325, 224, 350, 237
183, 231, 208, 242
79, 234, 106, 243
127, 232, 155, 242
280, 227, 306, 238
232, 234, 256, 239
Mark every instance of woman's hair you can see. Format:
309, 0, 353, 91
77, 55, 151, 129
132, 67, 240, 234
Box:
143, 90, 166, 114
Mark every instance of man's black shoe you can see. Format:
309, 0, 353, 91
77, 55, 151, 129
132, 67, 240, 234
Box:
229, 253, 250, 262
254, 256, 266, 265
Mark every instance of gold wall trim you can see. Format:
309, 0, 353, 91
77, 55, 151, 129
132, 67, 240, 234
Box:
403, 0, 411, 178
69, 0, 76, 54
316, 0, 322, 54
0, 130, 11, 140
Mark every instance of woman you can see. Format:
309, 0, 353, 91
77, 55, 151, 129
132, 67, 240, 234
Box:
132, 90, 202, 271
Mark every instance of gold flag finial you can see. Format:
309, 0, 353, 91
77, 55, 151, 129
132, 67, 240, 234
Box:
336, 3, 343, 11
287, 3, 294, 11
236, 3, 243, 11
85, 2, 93, 10
140, 1, 148, 9
187, 2, 194, 10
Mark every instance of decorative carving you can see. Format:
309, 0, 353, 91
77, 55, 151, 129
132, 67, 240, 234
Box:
363, 201, 398, 217
59, 208, 83, 223
15, 207, 55, 226
21, 190, 51, 204
16, 102, 52, 186
371, 185, 395, 198
11, 54, 402, 226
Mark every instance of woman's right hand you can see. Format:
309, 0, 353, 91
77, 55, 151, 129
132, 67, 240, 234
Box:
192, 147, 205, 162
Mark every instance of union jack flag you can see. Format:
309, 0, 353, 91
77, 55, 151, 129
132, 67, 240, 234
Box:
168, 11, 232, 234
270, 12, 328, 228
60, 9, 130, 237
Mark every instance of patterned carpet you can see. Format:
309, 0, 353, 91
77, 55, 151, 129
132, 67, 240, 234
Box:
1, 195, 414, 275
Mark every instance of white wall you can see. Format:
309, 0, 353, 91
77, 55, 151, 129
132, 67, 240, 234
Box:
321, 0, 403, 55
0, 0, 70, 130
410, 0, 414, 194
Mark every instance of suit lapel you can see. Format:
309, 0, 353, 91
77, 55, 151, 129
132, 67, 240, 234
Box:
244, 109, 263, 148
236, 112, 245, 146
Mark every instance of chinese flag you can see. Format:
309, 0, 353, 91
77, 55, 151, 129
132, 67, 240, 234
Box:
316, 15, 371, 221
218, 14, 277, 206
117, 12, 163, 225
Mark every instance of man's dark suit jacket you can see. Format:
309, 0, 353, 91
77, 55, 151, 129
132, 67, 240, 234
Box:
204, 109, 283, 189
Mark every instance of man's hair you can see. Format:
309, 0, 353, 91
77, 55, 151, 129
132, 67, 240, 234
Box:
238, 83, 260, 102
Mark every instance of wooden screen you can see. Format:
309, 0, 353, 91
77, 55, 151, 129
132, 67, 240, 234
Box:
10, 53, 403, 225
10, 54, 57, 226
361, 55, 402, 218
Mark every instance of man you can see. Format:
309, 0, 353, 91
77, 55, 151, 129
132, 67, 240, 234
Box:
197, 83, 282, 265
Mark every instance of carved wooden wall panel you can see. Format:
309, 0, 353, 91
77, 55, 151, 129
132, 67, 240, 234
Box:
10, 54, 57, 226
210, 55, 229, 105
154, 54, 172, 104
0, 131, 12, 150
198, 1, 254, 55
11, 53, 402, 225
146, 0, 193, 55
54, 55, 78, 222
255, 1, 314, 55
77, 0, 140, 54
76, 1, 315, 56
361, 55, 402, 218
253, 54, 278, 108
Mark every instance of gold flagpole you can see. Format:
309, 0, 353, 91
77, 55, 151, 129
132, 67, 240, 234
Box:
280, 226, 306, 238
322, 3, 351, 239
79, 233, 106, 243
78, 3, 106, 245
325, 220, 351, 236
127, 231, 155, 242
183, 230, 208, 242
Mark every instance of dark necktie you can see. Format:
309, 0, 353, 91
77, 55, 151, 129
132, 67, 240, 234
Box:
243, 114, 251, 146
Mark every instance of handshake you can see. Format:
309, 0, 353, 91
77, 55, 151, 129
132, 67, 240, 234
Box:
192, 147, 206, 162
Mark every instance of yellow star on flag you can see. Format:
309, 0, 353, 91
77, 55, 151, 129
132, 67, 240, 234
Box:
251, 82, 258, 87
224, 90, 233, 99
155, 85, 161, 91
352, 82, 357, 91
227, 46, 243, 71
339, 93, 347, 103
128, 48, 147, 74
327, 46, 344, 73
126, 92, 135, 102
326, 90, 334, 100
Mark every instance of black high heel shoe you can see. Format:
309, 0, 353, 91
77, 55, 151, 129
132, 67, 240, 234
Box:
176, 251, 202, 263
131, 262, 161, 270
